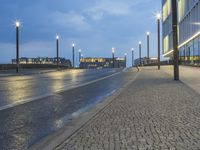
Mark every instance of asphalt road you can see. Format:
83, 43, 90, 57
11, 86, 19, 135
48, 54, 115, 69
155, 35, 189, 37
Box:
0, 68, 121, 109
0, 68, 137, 150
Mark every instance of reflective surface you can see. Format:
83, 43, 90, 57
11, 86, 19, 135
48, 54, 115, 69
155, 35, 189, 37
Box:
0, 69, 120, 108
0, 68, 136, 150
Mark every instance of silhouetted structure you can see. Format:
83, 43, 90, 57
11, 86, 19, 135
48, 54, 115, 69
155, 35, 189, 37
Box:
80, 57, 126, 69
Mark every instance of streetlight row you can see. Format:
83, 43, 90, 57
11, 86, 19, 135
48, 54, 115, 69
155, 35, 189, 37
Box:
14, 12, 162, 72
14, 20, 85, 71
135, 12, 161, 69
110, 6, 179, 81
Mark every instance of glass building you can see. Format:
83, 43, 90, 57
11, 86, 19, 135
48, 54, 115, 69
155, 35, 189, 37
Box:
162, 0, 200, 65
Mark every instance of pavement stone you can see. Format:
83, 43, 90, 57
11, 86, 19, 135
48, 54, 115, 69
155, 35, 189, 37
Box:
56, 67, 200, 150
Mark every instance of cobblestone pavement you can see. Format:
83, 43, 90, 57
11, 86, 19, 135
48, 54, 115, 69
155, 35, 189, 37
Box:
56, 68, 200, 150
162, 65, 200, 95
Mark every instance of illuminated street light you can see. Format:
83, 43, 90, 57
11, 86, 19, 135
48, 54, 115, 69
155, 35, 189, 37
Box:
156, 13, 161, 20
146, 32, 150, 63
112, 47, 115, 68
131, 48, 134, 67
171, 0, 179, 80
56, 35, 60, 70
139, 41, 142, 66
15, 20, 20, 73
156, 13, 161, 70
72, 43, 75, 68
124, 53, 127, 68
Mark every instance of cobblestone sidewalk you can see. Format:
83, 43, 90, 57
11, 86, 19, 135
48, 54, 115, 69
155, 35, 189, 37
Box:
56, 68, 200, 150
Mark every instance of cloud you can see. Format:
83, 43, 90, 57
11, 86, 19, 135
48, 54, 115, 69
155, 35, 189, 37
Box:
86, 1, 132, 21
0, 0, 162, 66
50, 11, 90, 31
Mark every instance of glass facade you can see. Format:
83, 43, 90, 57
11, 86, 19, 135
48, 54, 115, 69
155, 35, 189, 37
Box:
179, 36, 200, 65
162, 0, 200, 66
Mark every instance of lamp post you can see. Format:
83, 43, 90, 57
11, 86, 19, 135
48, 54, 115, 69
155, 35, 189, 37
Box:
171, 0, 179, 80
81, 54, 84, 59
124, 53, 127, 68
156, 13, 161, 70
56, 35, 59, 69
79, 49, 82, 62
72, 43, 75, 68
15, 21, 20, 73
139, 41, 142, 66
131, 48, 134, 67
147, 32, 150, 63
79, 49, 82, 68
112, 47, 115, 68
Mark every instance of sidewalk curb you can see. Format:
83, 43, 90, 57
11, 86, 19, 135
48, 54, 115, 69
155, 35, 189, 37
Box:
30, 69, 140, 150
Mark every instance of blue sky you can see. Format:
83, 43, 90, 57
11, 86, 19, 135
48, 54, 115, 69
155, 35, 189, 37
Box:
0, 0, 162, 66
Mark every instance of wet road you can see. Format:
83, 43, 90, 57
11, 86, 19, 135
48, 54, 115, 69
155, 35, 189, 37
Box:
0, 68, 122, 109
0, 68, 137, 150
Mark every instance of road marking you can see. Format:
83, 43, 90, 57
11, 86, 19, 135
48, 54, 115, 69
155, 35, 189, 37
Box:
0, 70, 124, 111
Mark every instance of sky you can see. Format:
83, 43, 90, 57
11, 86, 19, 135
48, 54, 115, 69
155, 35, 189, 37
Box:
0, 0, 162, 66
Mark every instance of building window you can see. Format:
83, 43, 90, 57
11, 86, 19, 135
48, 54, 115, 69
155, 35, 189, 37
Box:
163, 35, 169, 53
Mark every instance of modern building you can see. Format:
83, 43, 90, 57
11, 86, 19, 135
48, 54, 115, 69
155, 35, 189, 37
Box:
12, 57, 71, 67
80, 57, 126, 69
134, 57, 158, 66
162, 0, 200, 65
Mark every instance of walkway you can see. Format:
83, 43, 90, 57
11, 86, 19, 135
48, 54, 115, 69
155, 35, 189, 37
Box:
55, 67, 200, 150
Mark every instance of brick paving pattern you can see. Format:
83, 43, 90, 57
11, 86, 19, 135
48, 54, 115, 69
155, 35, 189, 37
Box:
56, 68, 200, 150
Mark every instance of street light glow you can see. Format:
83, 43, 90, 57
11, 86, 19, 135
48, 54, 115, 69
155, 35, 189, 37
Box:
112, 47, 115, 53
56, 35, 60, 40
72, 43, 75, 47
131, 48, 134, 51
147, 32, 150, 35
124, 53, 127, 56
139, 41, 142, 45
15, 21, 20, 27
156, 13, 161, 20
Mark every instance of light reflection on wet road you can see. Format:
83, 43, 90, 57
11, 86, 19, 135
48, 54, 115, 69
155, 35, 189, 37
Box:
0, 69, 120, 108
0, 68, 136, 150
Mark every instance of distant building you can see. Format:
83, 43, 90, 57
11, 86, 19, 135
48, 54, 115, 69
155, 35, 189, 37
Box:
162, 0, 200, 65
80, 57, 126, 69
134, 57, 158, 66
12, 57, 71, 67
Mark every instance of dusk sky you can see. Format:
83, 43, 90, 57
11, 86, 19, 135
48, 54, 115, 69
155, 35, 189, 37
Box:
0, 0, 162, 66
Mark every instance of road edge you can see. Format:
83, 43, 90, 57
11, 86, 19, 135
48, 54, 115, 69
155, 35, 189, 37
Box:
29, 69, 140, 150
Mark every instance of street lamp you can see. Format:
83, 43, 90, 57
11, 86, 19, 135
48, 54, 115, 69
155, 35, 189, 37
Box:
56, 35, 59, 69
131, 48, 134, 67
15, 20, 20, 73
171, 0, 179, 80
78, 49, 82, 63
147, 32, 150, 63
139, 41, 142, 66
81, 54, 84, 59
124, 53, 127, 68
112, 47, 115, 68
72, 43, 75, 68
156, 13, 161, 70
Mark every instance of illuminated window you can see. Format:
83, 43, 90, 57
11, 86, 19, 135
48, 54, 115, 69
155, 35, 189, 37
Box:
163, 35, 169, 53
163, 0, 171, 21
